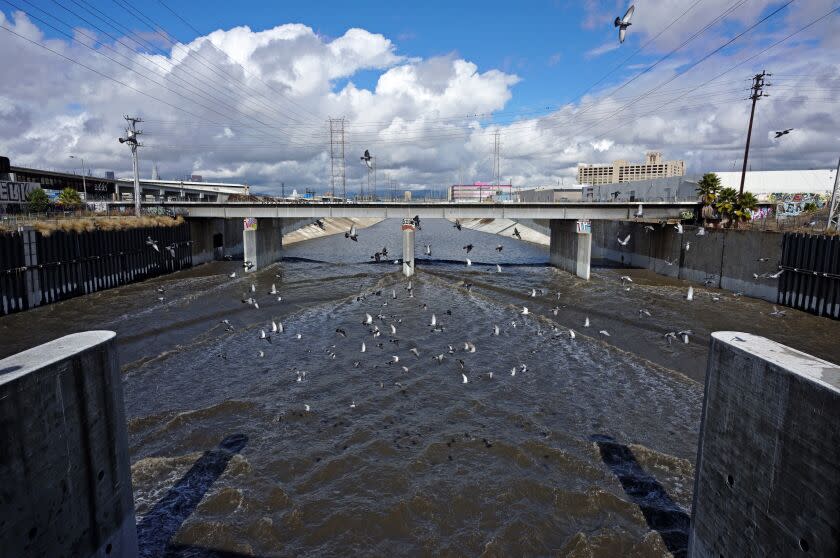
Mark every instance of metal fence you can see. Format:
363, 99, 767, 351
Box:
778, 233, 840, 320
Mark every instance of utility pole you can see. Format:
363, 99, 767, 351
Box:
118, 116, 143, 216
69, 155, 87, 203
281, 181, 285, 199
739, 70, 770, 196
827, 156, 840, 232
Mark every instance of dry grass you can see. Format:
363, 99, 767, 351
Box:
16, 215, 185, 236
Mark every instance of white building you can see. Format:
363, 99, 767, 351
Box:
712, 169, 837, 216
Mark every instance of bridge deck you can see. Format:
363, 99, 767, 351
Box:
110, 201, 699, 221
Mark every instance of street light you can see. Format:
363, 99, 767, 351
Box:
69, 155, 88, 203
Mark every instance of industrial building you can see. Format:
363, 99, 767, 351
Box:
516, 186, 583, 202
577, 151, 686, 186
449, 183, 513, 202
712, 169, 837, 217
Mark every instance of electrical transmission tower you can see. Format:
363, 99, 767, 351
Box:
828, 156, 840, 232
118, 116, 143, 216
739, 70, 770, 195
328, 118, 346, 200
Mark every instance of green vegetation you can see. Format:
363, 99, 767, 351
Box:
25, 188, 51, 213
56, 187, 82, 208
714, 187, 758, 228
733, 192, 758, 226
696, 173, 721, 205
802, 202, 818, 213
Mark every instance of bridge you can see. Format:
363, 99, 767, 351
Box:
107, 200, 699, 279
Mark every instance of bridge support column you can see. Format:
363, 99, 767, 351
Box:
242, 217, 283, 272
689, 332, 840, 557
549, 219, 591, 280
402, 218, 415, 277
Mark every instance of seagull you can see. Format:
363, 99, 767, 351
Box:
620, 276, 633, 284
390, 355, 399, 364
569, 329, 576, 339
496, 264, 502, 273
361, 342, 366, 353
617, 234, 631, 246
259, 329, 272, 343
258, 350, 264, 358
774, 128, 793, 138
678, 329, 693, 344
530, 288, 537, 297
615, 4, 634, 43
390, 324, 397, 335
409, 347, 420, 358
644, 225, 655, 233
251, 283, 256, 293
463, 244, 474, 253
165, 244, 176, 258
599, 330, 610, 336
430, 314, 437, 327
685, 242, 691, 252
364, 313, 373, 325
269, 284, 278, 295
466, 258, 472, 266
424, 244, 432, 256
229, 271, 236, 278
462, 373, 469, 384
757, 257, 770, 262
675, 222, 684, 234
294, 333, 302, 340
770, 306, 786, 317
304, 404, 310, 412
552, 307, 560, 316
510, 367, 516, 377
146, 236, 159, 252
433, 354, 445, 364
696, 227, 706, 236
686, 286, 694, 301
521, 307, 529, 315
350, 401, 356, 409
243, 261, 254, 270
664, 332, 677, 345
392, 289, 397, 300
493, 325, 500, 336
361, 149, 373, 169
271, 320, 279, 333
584, 317, 590, 328
454, 219, 462, 231
664, 258, 676, 266
767, 269, 784, 279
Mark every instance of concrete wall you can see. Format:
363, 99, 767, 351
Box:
0, 331, 138, 557
282, 217, 383, 245
550, 220, 591, 280
689, 332, 840, 557
591, 220, 783, 301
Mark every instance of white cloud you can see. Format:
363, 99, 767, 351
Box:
0, 4, 838, 195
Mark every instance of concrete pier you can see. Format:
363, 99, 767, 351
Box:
689, 332, 840, 557
549, 219, 592, 280
242, 217, 283, 272
0, 331, 138, 558
402, 218, 415, 277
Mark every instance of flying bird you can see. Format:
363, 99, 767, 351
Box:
513, 227, 522, 240
463, 244, 474, 253
615, 4, 634, 44
345, 224, 358, 241
361, 149, 373, 169
454, 219, 462, 231
165, 244, 176, 258
774, 128, 793, 138
617, 234, 631, 246
495, 245, 503, 252
675, 222, 684, 234
146, 236, 159, 252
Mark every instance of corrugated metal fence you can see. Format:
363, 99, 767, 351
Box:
1, 223, 192, 315
778, 233, 840, 320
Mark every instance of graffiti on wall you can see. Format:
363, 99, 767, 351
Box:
769, 192, 827, 217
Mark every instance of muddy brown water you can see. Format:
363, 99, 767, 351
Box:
1, 219, 837, 557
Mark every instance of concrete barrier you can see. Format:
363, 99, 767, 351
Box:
689, 332, 840, 557
550, 219, 591, 280
0, 331, 138, 558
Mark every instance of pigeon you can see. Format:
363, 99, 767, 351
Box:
664, 332, 677, 345
345, 224, 358, 241
336, 328, 347, 337
463, 244, 474, 254
146, 236, 159, 252
361, 149, 373, 169
513, 227, 522, 240
454, 219, 462, 231
495, 245, 503, 252
615, 4, 634, 43
617, 234, 631, 246
774, 128, 793, 138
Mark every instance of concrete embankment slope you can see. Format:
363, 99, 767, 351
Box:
447, 218, 550, 246
283, 217, 383, 245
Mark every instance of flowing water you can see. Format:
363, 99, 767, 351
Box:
2, 218, 838, 557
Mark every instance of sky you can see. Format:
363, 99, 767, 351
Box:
0, 0, 838, 195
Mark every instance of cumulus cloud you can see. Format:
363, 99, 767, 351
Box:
0, 3, 838, 194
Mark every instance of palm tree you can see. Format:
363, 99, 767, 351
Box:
733, 192, 759, 227
57, 187, 82, 209
696, 173, 721, 205
715, 187, 738, 227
